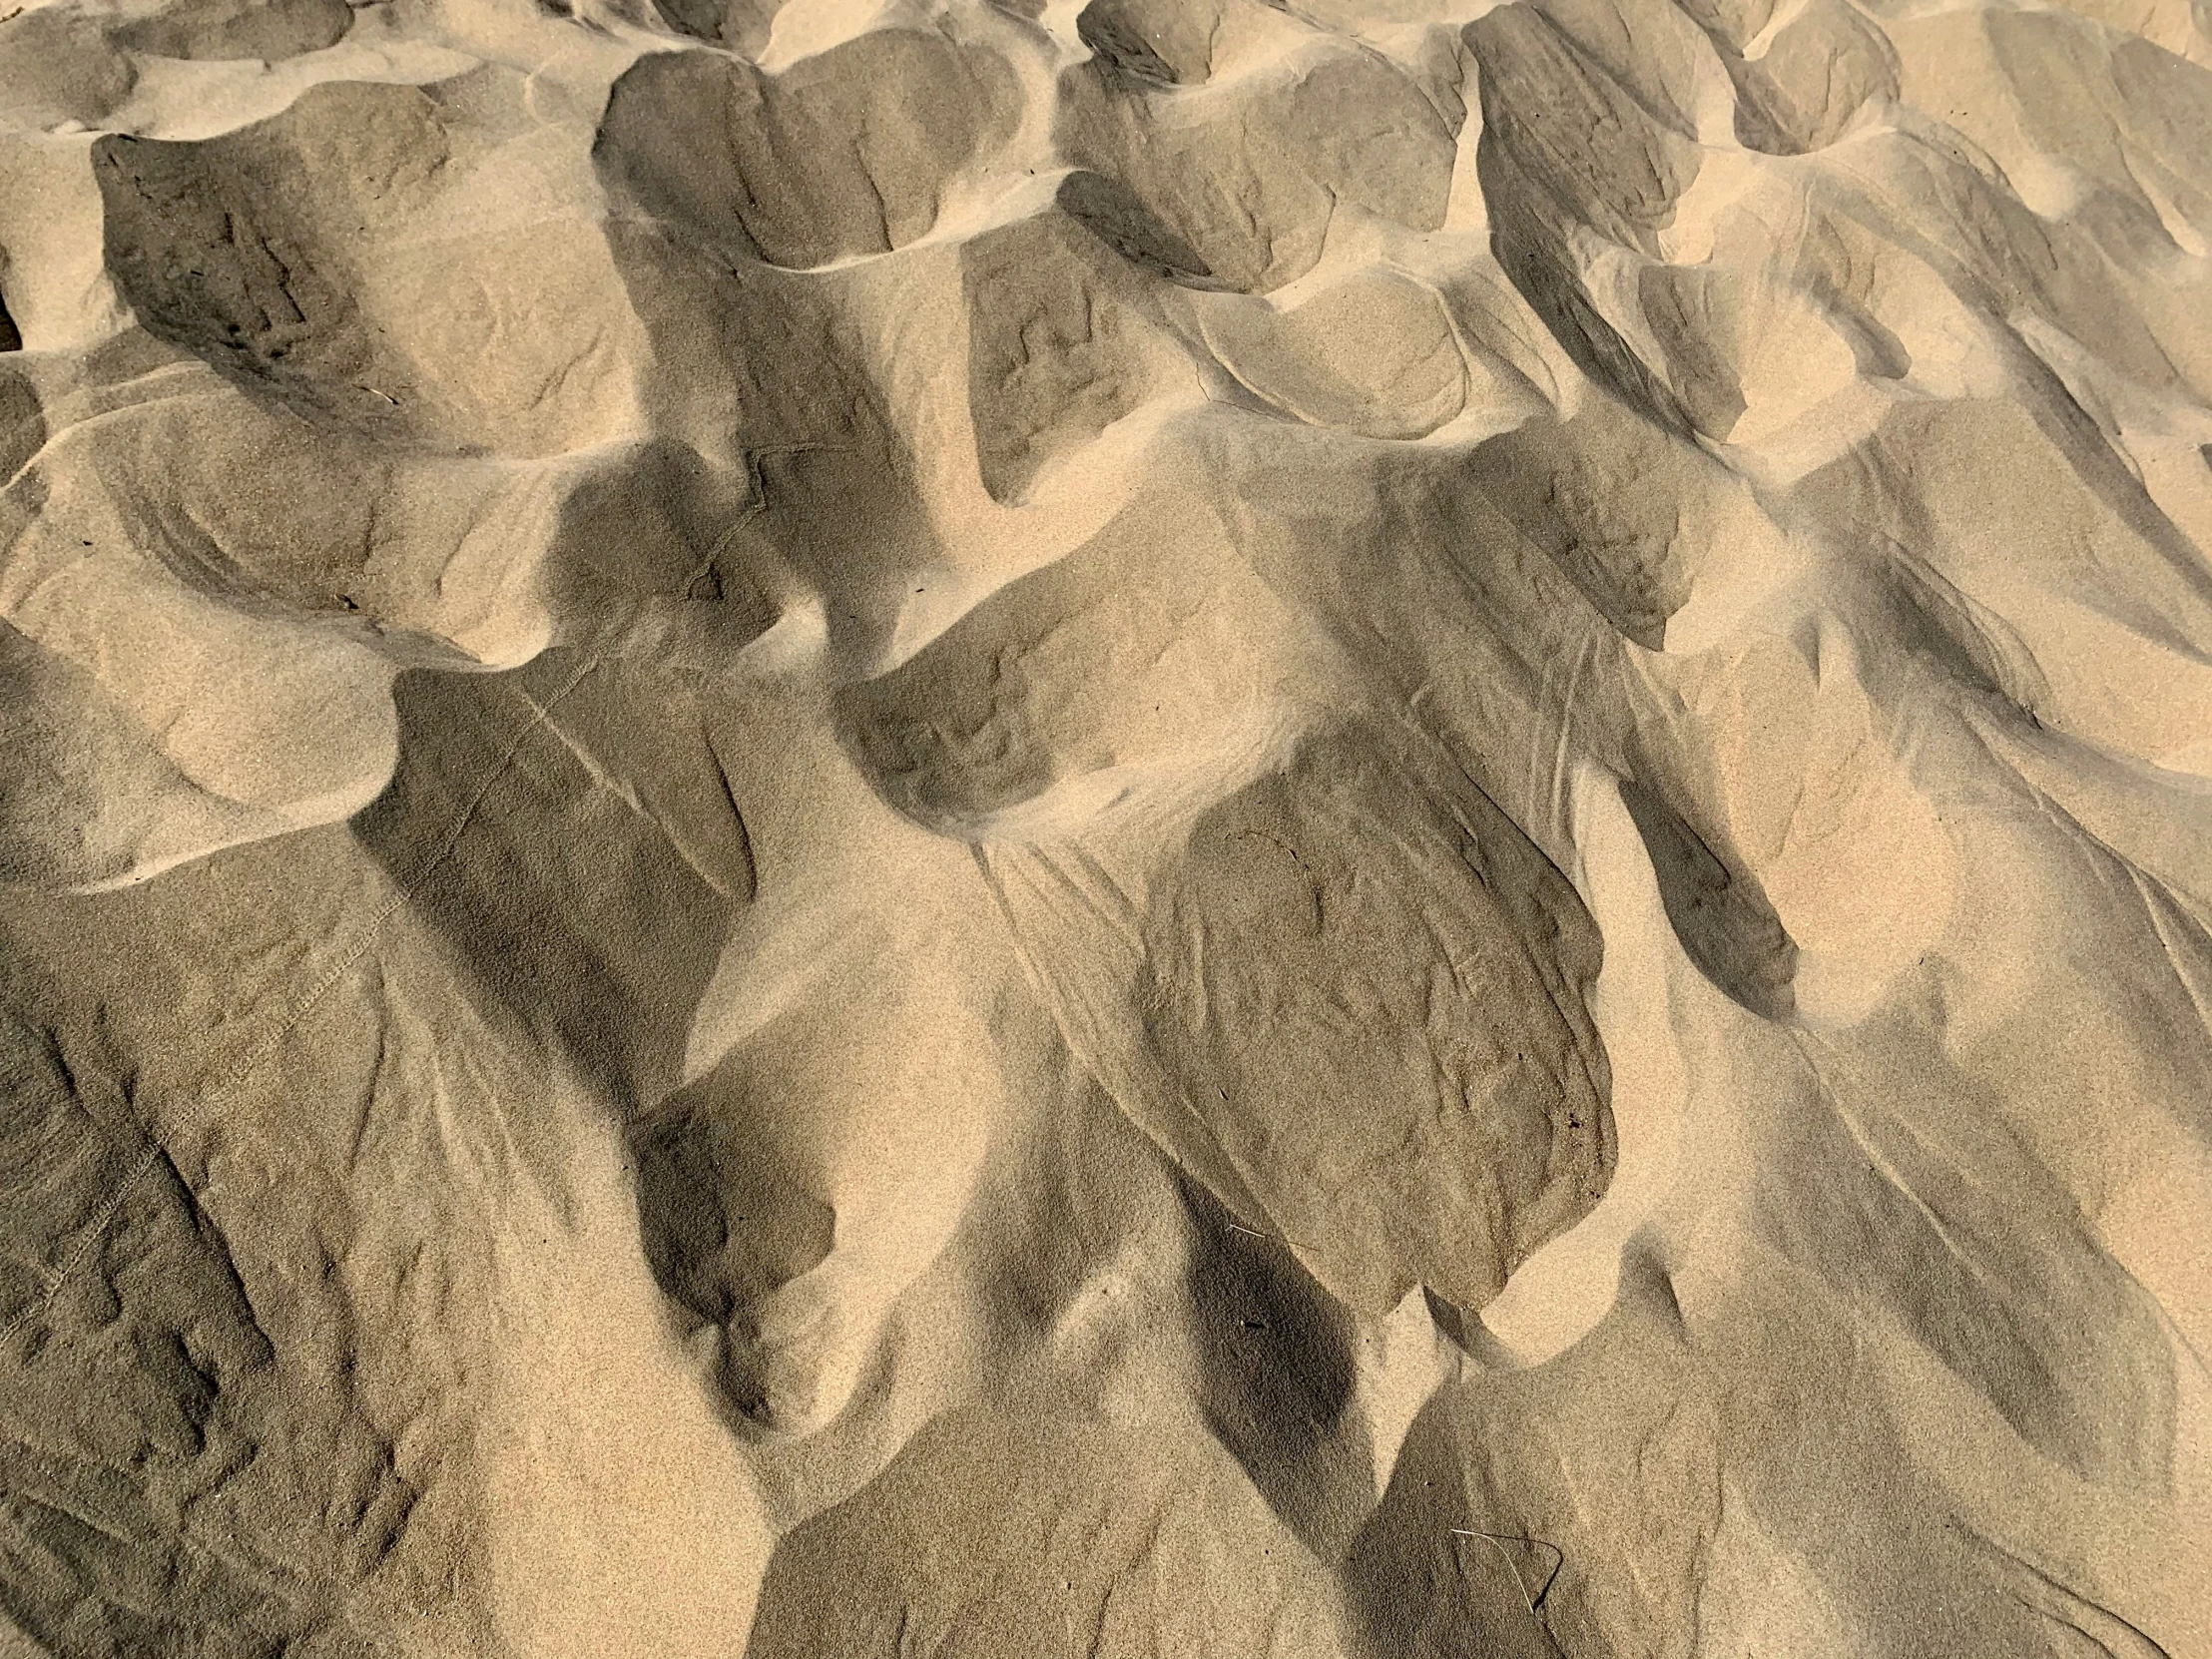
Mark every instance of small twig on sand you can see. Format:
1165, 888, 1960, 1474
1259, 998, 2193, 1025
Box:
1450, 1529, 1565, 1617
1226, 1221, 1317, 1251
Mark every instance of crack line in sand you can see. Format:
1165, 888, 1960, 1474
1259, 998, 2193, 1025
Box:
0, 652, 604, 1347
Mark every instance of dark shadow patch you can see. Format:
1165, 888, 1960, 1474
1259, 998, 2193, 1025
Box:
1462, 399, 1706, 650
650, 0, 724, 39
1055, 22, 1452, 293
538, 434, 778, 656
350, 653, 740, 1110
957, 191, 1190, 504
594, 35, 1021, 270
0, 8, 136, 130
1181, 1180, 1372, 1560
0, 997, 409, 1659
1618, 779, 1797, 1018
1055, 169, 1224, 286
626, 1069, 835, 1425
1884, 535, 2052, 716
648, 0, 779, 48
1464, 7, 1701, 439
90, 99, 430, 437
593, 75, 955, 664
1076, 0, 1185, 85
0, 366, 43, 482
1765, 1063, 2178, 1492
114, 0, 351, 61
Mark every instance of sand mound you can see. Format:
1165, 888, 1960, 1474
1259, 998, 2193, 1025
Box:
1, 0, 2209, 1654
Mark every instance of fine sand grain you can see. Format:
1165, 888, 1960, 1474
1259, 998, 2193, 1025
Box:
1, 0, 2209, 1654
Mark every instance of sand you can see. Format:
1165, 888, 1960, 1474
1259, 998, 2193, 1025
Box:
0, 0, 2208, 1653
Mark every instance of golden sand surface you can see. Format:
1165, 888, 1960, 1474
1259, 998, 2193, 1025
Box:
1, 0, 2209, 1652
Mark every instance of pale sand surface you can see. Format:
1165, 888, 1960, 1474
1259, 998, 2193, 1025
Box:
1, 0, 2210, 1653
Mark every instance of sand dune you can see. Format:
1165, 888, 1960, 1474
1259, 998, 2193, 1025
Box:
1, 0, 2209, 1653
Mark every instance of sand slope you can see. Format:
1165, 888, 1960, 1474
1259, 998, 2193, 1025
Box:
0, 0, 2209, 1653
